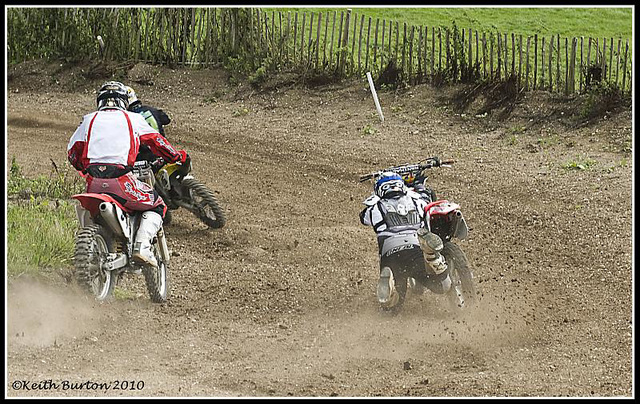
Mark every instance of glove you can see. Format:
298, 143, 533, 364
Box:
177, 150, 190, 165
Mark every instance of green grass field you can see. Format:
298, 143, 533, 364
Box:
265, 7, 632, 40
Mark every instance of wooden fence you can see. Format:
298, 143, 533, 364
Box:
7, 7, 632, 94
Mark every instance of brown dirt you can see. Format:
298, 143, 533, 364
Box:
6, 60, 633, 397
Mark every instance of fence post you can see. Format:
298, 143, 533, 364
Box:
358, 14, 364, 74
351, 13, 358, 74
340, 9, 350, 76
548, 36, 553, 91
621, 39, 628, 91
373, 18, 379, 69
608, 37, 613, 82
365, 17, 371, 72
329, 11, 337, 67
540, 36, 545, 89
556, 34, 560, 92
579, 37, 583, 92
615, 38, 621, 86
525, 36, 530, 90
564, 37, 569, 95
408, 25, 414, 83
518, 34, 523, 89
570, 37, 577, 94
482, 32, 487, 79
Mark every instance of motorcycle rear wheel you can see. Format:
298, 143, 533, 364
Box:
181, 178, 226, 229
142, 241, 169, 303
74, 224, 116, 301
441, 242, 477, 312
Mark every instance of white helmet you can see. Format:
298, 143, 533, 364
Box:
96, 81, 129, 111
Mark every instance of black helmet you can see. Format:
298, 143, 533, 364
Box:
96, 81, 129, 111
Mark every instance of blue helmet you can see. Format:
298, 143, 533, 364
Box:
374, 172, 406, 198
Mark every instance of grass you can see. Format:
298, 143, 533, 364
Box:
561, 155, 598, 171
265, 7, 632, 40
7, 199, 78, 276
6, 157, 83, 277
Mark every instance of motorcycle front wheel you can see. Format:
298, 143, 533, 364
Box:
181, 178, 226, 229
74, 224, 116, 301
441, 242, 477, 312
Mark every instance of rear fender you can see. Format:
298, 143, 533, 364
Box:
425, 200, 468, 240
72, 193, 133, 241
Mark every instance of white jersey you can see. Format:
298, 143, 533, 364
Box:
67, 109, 160, 167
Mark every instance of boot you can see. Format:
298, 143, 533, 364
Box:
377, 267, 399, 307
417, 228, 447, 274
132, 211, 163, 268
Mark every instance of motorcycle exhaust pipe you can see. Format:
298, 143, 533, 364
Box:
99, 202, 125, 238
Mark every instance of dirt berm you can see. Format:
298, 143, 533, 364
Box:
6, 60, 633, 397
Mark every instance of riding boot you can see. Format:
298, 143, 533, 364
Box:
132, 211, 163, 268
417, 228, 451, 293
377, 266, 399, 308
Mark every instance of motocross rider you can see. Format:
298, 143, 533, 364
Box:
359, 172, 451, 310
67, 81, 189, 268
125, 85, 172, 168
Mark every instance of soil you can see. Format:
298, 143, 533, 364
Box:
5, 59, 633, 398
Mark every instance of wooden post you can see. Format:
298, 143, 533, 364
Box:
615, 38, 621, 85
468, 28, 472, 75
475, 30, 479, 68
279, 12, 284, 61
621, 39, 628, 91
518, 34, 522, 89
504, 33, 508, 77
578, 37, 583, 92
482, 32, 487, 79
373, 18, 379, 68
381, 19, 386, 68
340, 9, 350, 75
490, 32, 494, 79
358, 14, 364, 73
365, 17, 371, 72
541, 36, 545, 89
401, 22, 407, 76
586, 37, 591, 69
300, 12, 306, 65
286, 12, 291, 63
335, 11, 343, 68
445, 29, 450, 74
525, 36, 530, 90
556, 34, 560, 92
608, 37, 613, 82
432, 26, 436, 78
497, 33, 501, 79
351, 13, 358, 74
408, 25, 414, 83
564, 37, 569, 94
329, 11, 337, 67
395, 21, 399, 66
316, 12, 321, 68
417, 25, 423, 79
308, 12, 313, 65
569, 37, 577, 94
549, 36, 554, 91
322, 12, 329, 67
293, 12, 298, 63
511, 32, 515, 75
424, 26, 429, 79
532, 34, 537, 90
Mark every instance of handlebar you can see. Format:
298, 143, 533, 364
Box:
359, 157, 454, 183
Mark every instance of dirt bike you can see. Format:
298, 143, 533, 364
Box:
151, 156, 226, 229
359, 157, 477, 312
71, 160, 170, 302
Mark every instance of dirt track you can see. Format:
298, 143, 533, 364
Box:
6, 61, 633, 397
